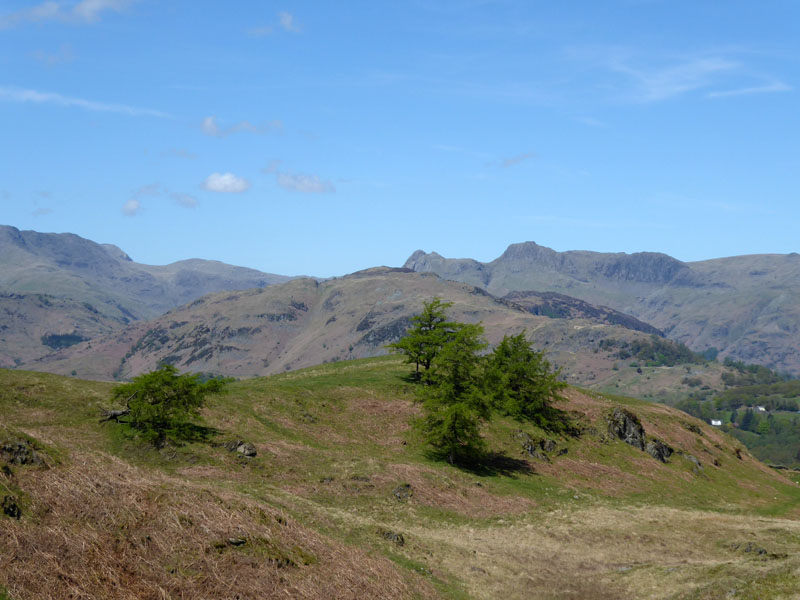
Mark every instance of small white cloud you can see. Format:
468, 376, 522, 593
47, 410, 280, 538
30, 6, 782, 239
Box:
122, 198, 142, 216
276, 172, 335, 194
201, 115, 282, 137
278, 11, 299, 33
32, 207, 54, 216
501, 153, 536, 168
203, 173, 250, 193
171, 193, 198, 208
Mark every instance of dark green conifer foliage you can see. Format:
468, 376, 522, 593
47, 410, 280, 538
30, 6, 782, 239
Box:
418, 323, 490, 464
389, 297, 462, 380
485, 332, 566, 427
111, 365, 228, 448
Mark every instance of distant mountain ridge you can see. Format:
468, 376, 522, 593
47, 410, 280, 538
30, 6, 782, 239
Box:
0, 225, 291, 368
404, 242, 800, 373
26, 268, 673, 383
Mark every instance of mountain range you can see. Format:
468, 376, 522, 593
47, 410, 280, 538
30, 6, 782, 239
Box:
405, 243, 800, 374
3, 225, 800, 384
0, 225, 290, 368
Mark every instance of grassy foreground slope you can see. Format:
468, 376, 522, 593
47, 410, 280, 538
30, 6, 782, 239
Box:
3, 358, 800, 599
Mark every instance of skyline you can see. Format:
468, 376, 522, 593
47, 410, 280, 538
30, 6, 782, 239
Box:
2, 1, 799, 276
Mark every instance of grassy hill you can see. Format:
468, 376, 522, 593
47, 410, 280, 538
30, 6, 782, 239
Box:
3, 357, 800, 599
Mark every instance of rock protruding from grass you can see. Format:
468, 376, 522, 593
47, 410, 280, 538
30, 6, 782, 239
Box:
392, 483, 413, 502
1, 495, 21, 519
223, 440, 257, 458
1, 439, 44, 466
607, 407, 676, 464
379, 529, 405, 546
683, 453, 703, 473
516, 431, 565, 462
645, 439, 674, 463
607, 407, 646, 451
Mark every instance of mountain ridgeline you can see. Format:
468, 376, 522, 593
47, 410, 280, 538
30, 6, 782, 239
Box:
26, 268, 677, 383
0, 225, 291, 368
404, 243, 800, 375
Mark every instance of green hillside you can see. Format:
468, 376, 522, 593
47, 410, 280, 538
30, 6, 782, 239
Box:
3, 358, 800, 599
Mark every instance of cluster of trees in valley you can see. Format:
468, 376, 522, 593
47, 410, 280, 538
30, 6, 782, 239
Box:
676, 372, 800, 466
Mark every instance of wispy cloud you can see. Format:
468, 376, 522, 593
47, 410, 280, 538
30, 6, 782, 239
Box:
73, 0, 133, 23
575, 116, 607, 128
32, 207, 54, 217
171, 193, 198, 208
278, 11, 299, 33
203, 173, 250, 193
573, 46, 790, 104
276, 173, 335, 194
611, 56, 737, 102
0, 0, 134, 29
262, 159, 282, 174
31, 43, 75, 66
500, 152, 536, 168
262, 160, 334, 193
0, 86, 170, 117
121, 198, 142, 216
247, 10, 300, 36
707, 81, 791, 98
122, 183, 199, 215
201, 115, 283, 137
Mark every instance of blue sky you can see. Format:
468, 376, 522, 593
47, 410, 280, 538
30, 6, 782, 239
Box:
1, 0, 798, 276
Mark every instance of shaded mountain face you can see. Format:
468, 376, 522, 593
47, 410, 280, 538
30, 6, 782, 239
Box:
404, 243, 800, 374
26, 269, 672, 384
503, 290, 663, 336
0, 225, 291, 365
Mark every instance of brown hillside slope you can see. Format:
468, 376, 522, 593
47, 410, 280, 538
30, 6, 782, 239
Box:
3, 361, 800, 599
26, 268, 673, 383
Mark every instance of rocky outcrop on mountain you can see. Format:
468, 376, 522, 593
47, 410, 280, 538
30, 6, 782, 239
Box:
504, 291, 663, 336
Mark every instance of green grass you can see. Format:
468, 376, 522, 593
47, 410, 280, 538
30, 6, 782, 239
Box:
5, 359, 800, 599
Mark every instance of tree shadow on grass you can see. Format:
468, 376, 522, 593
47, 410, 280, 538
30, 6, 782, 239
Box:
460, 451, 535, 477
528, 406, 582, 438
168, 422, 221, 445
396, 371, 421, 385
424, 447, 535, 477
